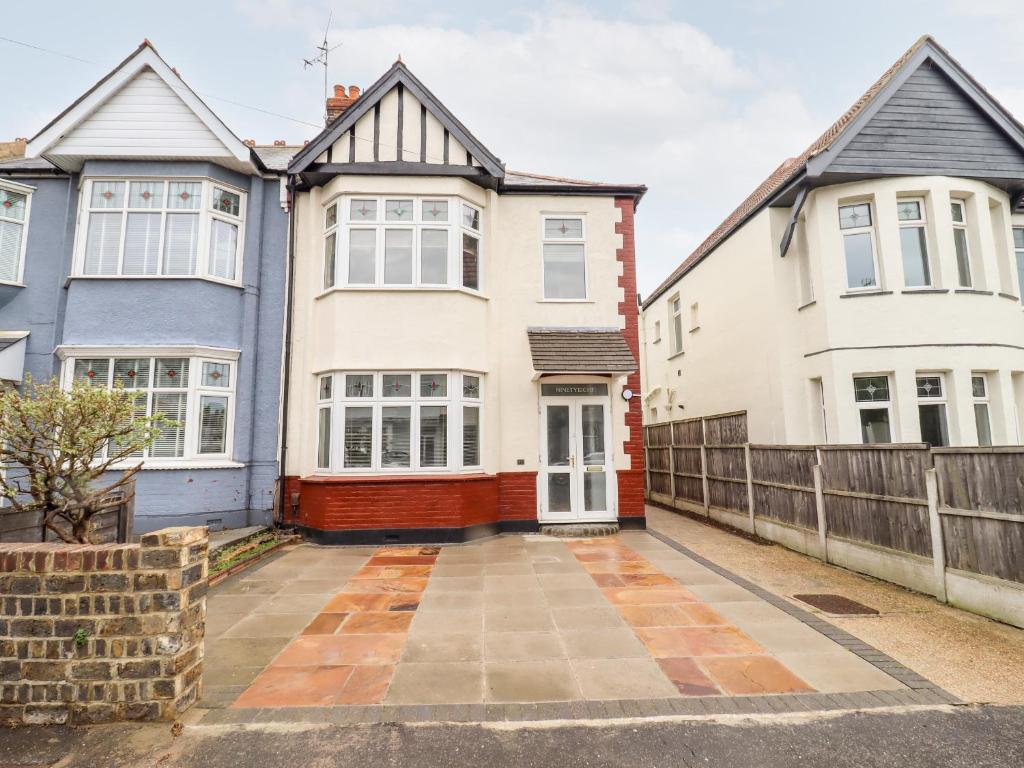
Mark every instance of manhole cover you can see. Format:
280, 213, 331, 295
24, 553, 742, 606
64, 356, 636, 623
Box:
793, 594, 879, 615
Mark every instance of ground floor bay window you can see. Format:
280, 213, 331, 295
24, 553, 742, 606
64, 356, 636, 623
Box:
316, 371, 483, 473
62, 352, 236, 463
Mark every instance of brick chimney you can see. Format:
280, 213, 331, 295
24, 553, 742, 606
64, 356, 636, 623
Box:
327, 85, 361, 124
0, 138, 27, 162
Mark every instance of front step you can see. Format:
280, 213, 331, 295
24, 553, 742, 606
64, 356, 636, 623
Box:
539, 523, 620, 538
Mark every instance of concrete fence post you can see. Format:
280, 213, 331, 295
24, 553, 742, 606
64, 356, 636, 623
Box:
812, 464, 828, 563
925, 468, 948, 603
744, 443, 756, 536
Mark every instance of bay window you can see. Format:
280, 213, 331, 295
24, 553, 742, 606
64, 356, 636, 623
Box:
322, 196, 482, 291
0, 182, 31, 284
67, 354, 235, 462
316, 370, 483, 473
77, 179, 244, 282
542, 216, 586, 299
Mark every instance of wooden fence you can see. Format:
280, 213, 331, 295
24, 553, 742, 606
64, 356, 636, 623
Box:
644, 416, 1024, 627
0, 482, 136, 544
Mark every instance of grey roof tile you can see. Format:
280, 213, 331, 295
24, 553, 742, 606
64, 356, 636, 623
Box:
527, 328, 636, 373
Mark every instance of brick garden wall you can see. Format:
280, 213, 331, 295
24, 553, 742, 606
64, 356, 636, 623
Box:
0, 526, 208, 726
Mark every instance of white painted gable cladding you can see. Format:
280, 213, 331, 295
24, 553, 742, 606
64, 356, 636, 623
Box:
50, 68, 232, 161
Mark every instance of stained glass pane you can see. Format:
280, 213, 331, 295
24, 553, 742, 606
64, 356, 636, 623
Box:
113, 358, 150, 389
168, 182, 201, 210
896, 201, 921, 222
73, 358, 110, 386
202, 362, 230, 388
382, 374, 412, 397
0, 189, 26, 221
385, 199, 413, 222
544, 218, 584, 239
972, 375, 987, 399
462, 374, 480, 399
916, 376, 943, 398
91, 181, 125, 209
212, 187, 241, 217
345, 374, 373, 398
129, 181, 164, 209
854, 376, 890, 403
419, 373, 448, 397
421, 200, 448, 222
350, 199, 377, 221
951, 201, 965, 224
838, 203, 871, 230
155, 358, 189, 388
319, 375, 333, 401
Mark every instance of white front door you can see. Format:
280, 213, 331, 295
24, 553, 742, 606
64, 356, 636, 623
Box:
540, 397, 615, 522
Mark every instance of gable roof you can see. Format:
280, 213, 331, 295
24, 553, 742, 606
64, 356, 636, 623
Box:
26, 41, 256, 174
288, 60, 504, 177
643, 35, 1024, 308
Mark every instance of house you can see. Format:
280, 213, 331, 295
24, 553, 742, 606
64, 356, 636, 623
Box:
641, 36, 1024, 448
0, 42, 292, 532
281, 63, 647, 542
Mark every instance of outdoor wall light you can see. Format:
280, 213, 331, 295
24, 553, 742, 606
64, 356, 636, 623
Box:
622, 388, 634, 401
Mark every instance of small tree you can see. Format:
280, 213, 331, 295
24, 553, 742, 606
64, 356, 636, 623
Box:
0, 375, 170, 543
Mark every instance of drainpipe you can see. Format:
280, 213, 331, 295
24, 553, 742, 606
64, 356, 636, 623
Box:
276, 176, 298, 527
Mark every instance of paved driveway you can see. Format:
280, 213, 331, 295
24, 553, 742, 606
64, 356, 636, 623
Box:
200, 529, 933, 718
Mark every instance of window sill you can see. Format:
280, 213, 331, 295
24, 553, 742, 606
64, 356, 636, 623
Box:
688, 326, 700, 334
839, 290, 893, 299
316, 286, 489, 301
0, 281, 26, 289
304, 471, 491, 483
797, 300, 817, 312
900, 288, 950, 294
538, 298, 595, 304
667, 350, 685, 361
105, 459, 246, 471
998, 292, 1020, 302
652, 338, 661, 345
954, 288, 995, 296
66, 275, 243, 290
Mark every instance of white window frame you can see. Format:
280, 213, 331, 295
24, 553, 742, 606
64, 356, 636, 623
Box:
60, 350, 237, 467
951, 199, 973, 288
0, 180, 33, 286
541, 214, 588, 301
838, 201, 881, 292
853, 374, 895, 444
315, 370, 484, 475
916, 372, 950, 447
73, 177, 246, 285
897, 197, 932, 288
324, 195, 482, 293
971, 372, 993, 447
1013, 226, 1024, 305
669, 296, 683, 356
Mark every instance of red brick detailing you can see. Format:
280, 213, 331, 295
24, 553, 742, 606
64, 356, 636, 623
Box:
616, 197, 646, 519
497, 471, 538, 521
283, 472, 540, 532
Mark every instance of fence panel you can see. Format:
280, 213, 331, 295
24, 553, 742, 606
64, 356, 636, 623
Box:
705, 445, 747, 513
670, 418, 704, 505
0, 483, 135, 544
749, 445, 818, 529
818, 445, 932, 557
703, 412, 747, 446
645, 425, 673, 496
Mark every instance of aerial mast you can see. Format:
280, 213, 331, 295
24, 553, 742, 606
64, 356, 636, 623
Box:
303, 12, 343, 126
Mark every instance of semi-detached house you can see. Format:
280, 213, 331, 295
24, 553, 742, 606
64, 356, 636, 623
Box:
641, 36, 1024, 448
0, 42, 291, 533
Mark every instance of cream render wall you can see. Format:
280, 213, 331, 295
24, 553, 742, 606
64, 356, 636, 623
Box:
641, 176, 1024, 447
286, 175, 633, 485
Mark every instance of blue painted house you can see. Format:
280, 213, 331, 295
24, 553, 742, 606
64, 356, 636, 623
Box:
0, 42, 293, 532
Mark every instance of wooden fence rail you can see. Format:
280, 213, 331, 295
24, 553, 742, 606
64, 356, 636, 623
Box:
644, 416, 1024, 628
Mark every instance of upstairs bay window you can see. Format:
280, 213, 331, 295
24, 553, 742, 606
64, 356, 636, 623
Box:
78, 179, 244, 282
0, 183, 30, 284
897, 199, 931, 287
315, 370, 483, 473
67, 354, 235, 462
323, 196, 482, 291
839, 202, 879, 291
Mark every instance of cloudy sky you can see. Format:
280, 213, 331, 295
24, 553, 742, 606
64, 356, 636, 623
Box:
4, 1, 1023, 295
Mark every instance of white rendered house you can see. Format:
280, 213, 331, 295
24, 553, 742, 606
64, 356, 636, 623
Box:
641, 36, 1024, 447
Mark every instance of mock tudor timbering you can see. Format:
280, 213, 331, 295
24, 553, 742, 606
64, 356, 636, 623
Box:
0, 527, 208, 726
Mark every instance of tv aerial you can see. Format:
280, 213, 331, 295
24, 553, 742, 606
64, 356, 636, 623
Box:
303, 12, 343, 125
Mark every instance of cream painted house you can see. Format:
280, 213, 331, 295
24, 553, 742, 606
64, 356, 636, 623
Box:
281, 62, 647, 542
642, 36, 1024, 448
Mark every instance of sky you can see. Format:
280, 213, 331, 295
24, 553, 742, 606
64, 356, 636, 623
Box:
4, 1, 1024, 296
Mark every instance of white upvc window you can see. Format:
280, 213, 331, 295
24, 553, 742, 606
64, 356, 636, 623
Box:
0, 181, 32, 285
76, 178, 245, 283
838, 202, 880, 291
316, 370, 483, 474
669, 296, 683, 355
951, 200, 972, 288
324, 196, 482, 292
542, 215, 586, 299
897, 198, 932, 287
916, 373, 950, 447
971, 373, 993, 447
65, 354, 236, 463
1013, 227, 1024, 304
853, 374, 893, 444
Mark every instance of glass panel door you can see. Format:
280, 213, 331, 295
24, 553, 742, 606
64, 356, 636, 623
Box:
580, 403, 608, 513
544, 404, 574, 515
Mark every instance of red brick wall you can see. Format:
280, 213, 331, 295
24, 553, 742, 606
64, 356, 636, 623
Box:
616, 197, 646, 518
283, 473, 543, 531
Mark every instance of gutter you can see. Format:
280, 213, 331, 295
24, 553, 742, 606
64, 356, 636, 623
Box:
275, 176, 298, 527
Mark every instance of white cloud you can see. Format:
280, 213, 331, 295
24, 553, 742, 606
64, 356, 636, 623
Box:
297, 3, 822, 294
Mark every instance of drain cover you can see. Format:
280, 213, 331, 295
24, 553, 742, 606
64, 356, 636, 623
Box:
794, 594, 879, 615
